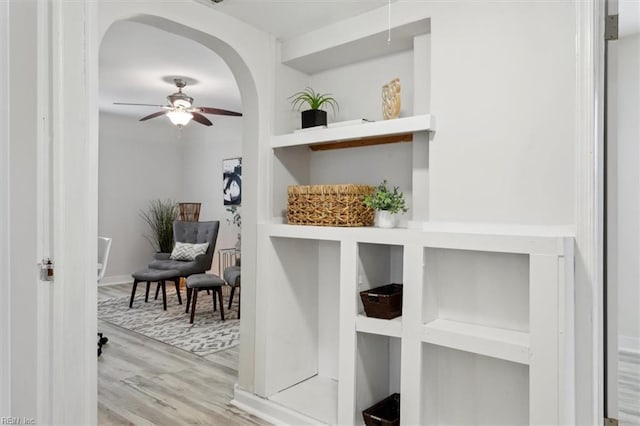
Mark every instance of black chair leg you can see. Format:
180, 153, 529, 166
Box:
161, 280, 167, 311
228, 287, 236, 310
186, 287, 192, 313
237, 288, 240, 319
145, 281, 151, 302
190, 289, 198, 324
213, 289, 217, 311
155, 282, 160, 300
174, 278, 182, 305
129, 279, 139, 308
217, 288, 225, 321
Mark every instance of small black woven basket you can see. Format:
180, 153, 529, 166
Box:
360, 284, 403, 319
362, 393, 400, 426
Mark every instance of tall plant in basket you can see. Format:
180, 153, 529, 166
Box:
140, 199, 179, 253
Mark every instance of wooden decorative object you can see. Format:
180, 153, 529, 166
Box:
382, 78, 401, 120
178, 203, 201, 222
287, 184, 375, 227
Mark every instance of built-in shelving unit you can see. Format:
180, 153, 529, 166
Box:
239, 222, 575, 425
235, 8, 576, 425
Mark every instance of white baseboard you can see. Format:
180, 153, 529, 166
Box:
231, 385, 326, 426
620, 335, 640, 355
98, 274, 132, 287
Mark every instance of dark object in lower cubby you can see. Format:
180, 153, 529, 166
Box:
360, 283, 403, 320
362, 393, 400, 426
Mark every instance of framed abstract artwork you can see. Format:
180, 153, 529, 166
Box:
223, 157, 242, 205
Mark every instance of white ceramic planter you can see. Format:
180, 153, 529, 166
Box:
375, 210, 399, 228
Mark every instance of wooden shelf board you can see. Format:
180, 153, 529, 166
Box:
421, 318, 530, 365
355, 315, 402, 338
269, 375, 338, 425
309, 133, 412, 151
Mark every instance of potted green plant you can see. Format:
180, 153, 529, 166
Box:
140, 199, 179, 253
363, 180, 408, 228
289, 87, 339, 129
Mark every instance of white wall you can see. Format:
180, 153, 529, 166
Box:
610, 33, 640, 352
181, 115, 243, 269
98, 112, 184, 282
428, 1, 575, 225
309, 50, 414, 124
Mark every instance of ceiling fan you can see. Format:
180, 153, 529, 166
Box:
114, 78, 242, 127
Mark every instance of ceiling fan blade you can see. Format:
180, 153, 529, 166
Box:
139, 110, 168, 121
196, 107, 242, 117
191, 112, 213, 126
114, 102, 166, 107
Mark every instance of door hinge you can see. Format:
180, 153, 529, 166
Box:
605, 15, 618, 41
605, 417, 618, 426
39, 258, 54, 282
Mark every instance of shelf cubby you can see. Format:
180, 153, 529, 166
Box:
357, 242, 404, 319
422, 247, 530, 332
270, 375, 338, 425
420, 343, 529, 426
260, 236, 341, 423
355, 332, 402, 426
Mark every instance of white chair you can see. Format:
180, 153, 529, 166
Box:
97, 236, 112, 355
97, 236, 112, 283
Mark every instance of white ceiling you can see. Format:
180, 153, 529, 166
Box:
99, 1, 392, 121
205, 0, 390, 41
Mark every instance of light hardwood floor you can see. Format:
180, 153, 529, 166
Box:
98, 284, 269, 426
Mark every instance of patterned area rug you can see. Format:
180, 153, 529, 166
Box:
98, 286, 239, 356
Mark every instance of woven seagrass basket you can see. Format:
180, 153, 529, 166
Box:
287, 184, 375, 227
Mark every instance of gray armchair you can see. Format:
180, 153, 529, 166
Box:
148, 220, 220, 278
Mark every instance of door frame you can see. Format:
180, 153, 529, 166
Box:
0, 0, 10, 415
26, 0, 605, 423
575, 0, 606, 424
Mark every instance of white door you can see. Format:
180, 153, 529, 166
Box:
1, 1, 98, 423
606, 0, 640, 423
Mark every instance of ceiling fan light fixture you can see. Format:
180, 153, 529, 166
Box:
167, 110, 193, 127
168, 93, 194, 108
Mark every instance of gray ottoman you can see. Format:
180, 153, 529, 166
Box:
131, 268, 181, 310
186, 273, 226, 323
223, 265, 241, 319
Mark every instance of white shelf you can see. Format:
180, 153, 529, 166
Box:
269, 375, 338, 425
421, 318, 530, 365
356, 315, 402, 338
262, 223, 573, 255
271, 115, 435, 149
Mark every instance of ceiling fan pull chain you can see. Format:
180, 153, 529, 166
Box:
388, 0, 391, 44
